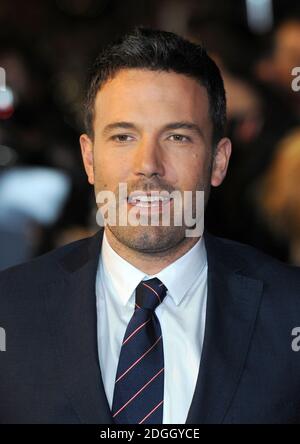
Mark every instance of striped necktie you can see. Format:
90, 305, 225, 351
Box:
112, 277, 167, 424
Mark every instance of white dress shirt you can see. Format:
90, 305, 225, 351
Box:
96, 230, 208, 424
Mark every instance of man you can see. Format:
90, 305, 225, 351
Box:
0, 28, 300, 424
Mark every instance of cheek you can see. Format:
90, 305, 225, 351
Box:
94, 152, 131, 189
176, 152, 208, 186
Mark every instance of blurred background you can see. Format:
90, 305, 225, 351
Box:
1, 0, 300, 269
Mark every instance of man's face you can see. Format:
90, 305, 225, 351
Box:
80, 68, 231, 253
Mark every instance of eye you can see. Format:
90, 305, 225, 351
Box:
168, 134, 191, 143
111, 134, 135, 143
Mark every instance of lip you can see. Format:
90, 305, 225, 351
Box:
128, 190, 169, 198
127, 197, 174, 214
128, 189, 172, 200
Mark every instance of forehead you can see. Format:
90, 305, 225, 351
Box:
93, 68, 211, 128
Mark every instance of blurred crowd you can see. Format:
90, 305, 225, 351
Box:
1, 0, 300, 269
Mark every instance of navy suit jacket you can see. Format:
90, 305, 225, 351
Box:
1, 229, 300, 424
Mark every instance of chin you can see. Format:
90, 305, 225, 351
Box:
108, 224, 186, 253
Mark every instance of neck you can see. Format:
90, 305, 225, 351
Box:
104, 228, 201, 275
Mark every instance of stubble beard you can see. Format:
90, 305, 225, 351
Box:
107, 222, 187, 254
94, 170, 211, 255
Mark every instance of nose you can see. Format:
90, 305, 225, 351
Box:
133, 137, 165, 179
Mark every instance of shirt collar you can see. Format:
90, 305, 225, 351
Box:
155, 236, 207, 305
100, 230, 207, 307
100, 230, 145, 307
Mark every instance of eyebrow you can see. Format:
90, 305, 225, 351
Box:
163, 121, 204, 139
102, 121, 204, 139
102, 122, 136, 136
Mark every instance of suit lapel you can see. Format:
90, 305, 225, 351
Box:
186, 233, 264, 424
44, 229, 113, 424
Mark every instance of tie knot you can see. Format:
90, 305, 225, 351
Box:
135, 278, 167, 312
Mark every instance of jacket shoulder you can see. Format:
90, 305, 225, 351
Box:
205, 232, 300, 286
0, 235, 92, 290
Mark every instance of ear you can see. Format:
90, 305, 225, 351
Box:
80, 134, 95, 185
210, 137, 232, 187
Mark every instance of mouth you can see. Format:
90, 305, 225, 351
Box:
127, 192, 174, 212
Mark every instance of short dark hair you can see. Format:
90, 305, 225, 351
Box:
84, 27, 226, 146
